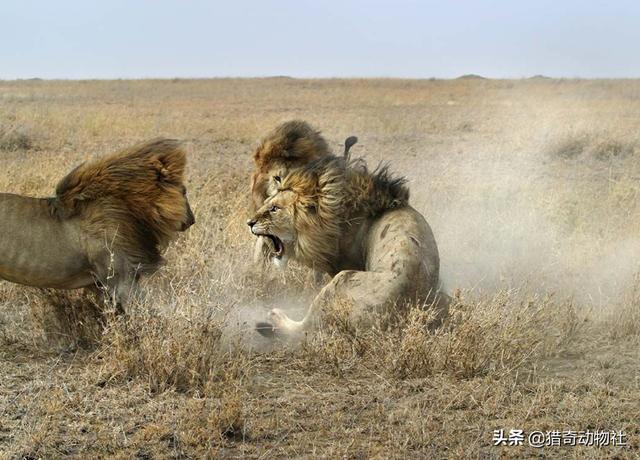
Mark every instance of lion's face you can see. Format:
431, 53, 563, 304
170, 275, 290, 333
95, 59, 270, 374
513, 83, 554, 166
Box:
247, 189, 298, 267
250, 161, 290, 212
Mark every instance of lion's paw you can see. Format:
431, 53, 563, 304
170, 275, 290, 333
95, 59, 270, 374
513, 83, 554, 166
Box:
255, 309, 303, 339
268, 308, 291, 328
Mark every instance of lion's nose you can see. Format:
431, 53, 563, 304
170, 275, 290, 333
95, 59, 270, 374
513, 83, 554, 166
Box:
181, 211, 195, 232
186, 211, 195, 227
247, 218, 256, 227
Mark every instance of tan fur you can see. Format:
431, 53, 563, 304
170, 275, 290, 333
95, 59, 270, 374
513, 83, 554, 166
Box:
249, 155, 447, 338
0, 138, 195, 311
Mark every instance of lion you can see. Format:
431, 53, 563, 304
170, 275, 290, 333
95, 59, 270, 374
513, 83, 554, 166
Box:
247, 154, 448, 338
250, 120, 357, 268
0, 138, 195, 312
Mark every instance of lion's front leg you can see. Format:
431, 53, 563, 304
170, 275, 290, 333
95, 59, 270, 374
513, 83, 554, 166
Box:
255, 274, 345, 339
94, 273, 136, 315
91, 253, 140, 315
256, 308, 305, 339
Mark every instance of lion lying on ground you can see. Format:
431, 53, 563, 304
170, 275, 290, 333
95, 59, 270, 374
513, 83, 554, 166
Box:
0, 138, 195, 312
250, 120, 357, 266
248, 154, 448, 337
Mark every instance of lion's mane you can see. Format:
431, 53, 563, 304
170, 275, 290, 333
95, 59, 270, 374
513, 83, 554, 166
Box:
282, 155, 409, 274
251, 120, 331, 211
253, 120, 330, 173
51, 138, 187, 272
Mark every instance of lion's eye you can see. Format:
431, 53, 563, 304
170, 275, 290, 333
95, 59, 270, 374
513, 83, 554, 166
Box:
269, 205, 280, 213
273, 175, 281, 183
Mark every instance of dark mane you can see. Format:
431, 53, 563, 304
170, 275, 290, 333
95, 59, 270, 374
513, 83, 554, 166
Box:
50, 138, 187, 270
253, 120, 330, 172
286, 153, 410, 220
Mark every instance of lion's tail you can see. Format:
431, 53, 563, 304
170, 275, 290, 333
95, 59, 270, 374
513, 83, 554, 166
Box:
343, 136, 358, 161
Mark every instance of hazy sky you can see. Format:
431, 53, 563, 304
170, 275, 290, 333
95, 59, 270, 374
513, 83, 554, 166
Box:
2, 0, 640, 79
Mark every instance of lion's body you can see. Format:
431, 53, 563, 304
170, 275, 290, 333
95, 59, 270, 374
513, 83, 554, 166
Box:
0, 139, 194, 309
249, 155, 446, 336
301, 206, 441, 329
0, 194, 91, 288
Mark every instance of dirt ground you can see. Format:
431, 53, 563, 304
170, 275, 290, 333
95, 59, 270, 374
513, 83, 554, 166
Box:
0, 78, 639, 458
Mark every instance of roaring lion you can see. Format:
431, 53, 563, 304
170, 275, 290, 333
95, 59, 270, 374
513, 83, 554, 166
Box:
247, 154, 447, 337
0, 138, 195, 312
250, 120, 357, 265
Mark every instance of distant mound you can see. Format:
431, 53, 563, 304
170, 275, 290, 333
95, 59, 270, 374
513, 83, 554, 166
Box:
529, 75, 552, 80
456, 74, 487, 80
262, 76, 295, 80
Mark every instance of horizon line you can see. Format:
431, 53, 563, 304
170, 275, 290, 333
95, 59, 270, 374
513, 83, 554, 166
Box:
3, 74, 640, 82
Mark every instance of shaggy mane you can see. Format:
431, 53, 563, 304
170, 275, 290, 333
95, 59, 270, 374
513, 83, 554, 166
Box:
281, 155, 409, 272
344, 160, 409, 217
52, 138, 187, 271
253, 120, 330, 173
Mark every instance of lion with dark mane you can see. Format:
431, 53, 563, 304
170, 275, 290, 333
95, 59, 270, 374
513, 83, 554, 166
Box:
0, 138, 195, 312
250, 120, 357, 265
248, 151, 448, 337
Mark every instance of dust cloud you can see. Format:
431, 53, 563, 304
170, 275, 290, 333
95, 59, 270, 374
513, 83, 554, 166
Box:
401, 133, 640, 310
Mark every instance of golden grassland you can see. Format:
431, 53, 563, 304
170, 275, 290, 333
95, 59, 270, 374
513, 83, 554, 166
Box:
0, 77, 639, 458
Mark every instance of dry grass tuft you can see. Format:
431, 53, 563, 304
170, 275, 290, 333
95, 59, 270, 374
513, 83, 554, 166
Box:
30, 290, 105, 349
549, 134, 591, 159
0, 122, 37, 151
92, 299, 251, 454
389, 292, 560, 379
170, 383, 248, 447
96, 305, 246, 395
549, 132, 640, 160
607, 276, 640, 342
298, 291, 582, 381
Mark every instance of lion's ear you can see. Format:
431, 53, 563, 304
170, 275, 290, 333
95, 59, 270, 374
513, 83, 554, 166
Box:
152, 159, 170, 181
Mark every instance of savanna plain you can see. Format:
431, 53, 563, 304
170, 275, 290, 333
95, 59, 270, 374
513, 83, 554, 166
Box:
0, 78, 639, 458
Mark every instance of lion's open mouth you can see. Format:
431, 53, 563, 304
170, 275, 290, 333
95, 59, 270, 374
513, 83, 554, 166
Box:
266, 234, 284, 258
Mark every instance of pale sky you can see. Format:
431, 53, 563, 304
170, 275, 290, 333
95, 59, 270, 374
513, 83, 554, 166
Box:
2, 0, 640, 79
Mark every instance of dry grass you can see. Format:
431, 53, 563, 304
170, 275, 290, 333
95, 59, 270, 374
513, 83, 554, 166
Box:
1, 78, 639, 458
549, 132, 640, 160
0, 122, 37, 151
